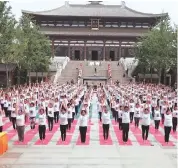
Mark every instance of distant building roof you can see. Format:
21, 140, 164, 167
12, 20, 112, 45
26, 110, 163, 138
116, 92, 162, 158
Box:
22, 1, 167, 18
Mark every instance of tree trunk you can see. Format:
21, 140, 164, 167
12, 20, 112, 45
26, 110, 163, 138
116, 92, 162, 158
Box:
5, 64, 9, 88
36, 72, 38, 83
150, 67, 153, 83
17, 68, 21, 85
42, 71, 44, 82
28, 70, 31, 85
163, 70, 167, 85
158, 70, 162, 84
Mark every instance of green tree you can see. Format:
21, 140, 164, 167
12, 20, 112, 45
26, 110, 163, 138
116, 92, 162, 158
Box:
15, 14, 51, 84
0, 1, 17, 87
135, 17, 177, 84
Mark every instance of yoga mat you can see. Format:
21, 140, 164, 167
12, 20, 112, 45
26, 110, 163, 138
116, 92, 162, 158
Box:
170, 131, 178, 140
35, 125, 59, 145
76, 135, 90, 145
134, 134, 152, 146
7, 130, 17, 141
14, 128, 38, 145
99, 134, 113, 145
56, 135, 72, 145
3, 122, 12, 131
154, 135, 175, 146
130, 125, 142, 135
99, 121, 113, 145
159, 124, 178, 140
113, 125, 132, 146
149, 125, 163, 136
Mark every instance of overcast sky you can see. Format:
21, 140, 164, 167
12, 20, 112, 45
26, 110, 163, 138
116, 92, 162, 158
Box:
8, 0, 178, 24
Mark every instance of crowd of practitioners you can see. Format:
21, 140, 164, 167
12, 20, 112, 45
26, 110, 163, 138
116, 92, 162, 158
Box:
0, 82, 177, 145
0, 82, 92, 144
98, 84, 177, 144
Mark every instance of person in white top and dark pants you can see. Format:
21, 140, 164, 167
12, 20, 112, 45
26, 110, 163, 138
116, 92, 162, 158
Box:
122, 106, 130, 143
79, 109, 88, 143
102, 105, 111, 140
16, 109, 25, 143
172, 106, 178, 132
67, 103, 73, 130
60, 106, 68, 141
164, 108, 172, 144
38, 108, 46, 143
154, 106, 161, 130
54, 98, 60, 123
141, 108, 151, 141
0, 110, 3, 132
29, 102, 36, 130
47, 102, 54, 131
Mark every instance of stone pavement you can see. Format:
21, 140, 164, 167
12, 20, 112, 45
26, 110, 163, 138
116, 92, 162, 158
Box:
0, 95, 177, 168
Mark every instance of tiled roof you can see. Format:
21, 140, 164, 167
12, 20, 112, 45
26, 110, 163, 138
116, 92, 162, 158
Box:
22, 2, 167, 18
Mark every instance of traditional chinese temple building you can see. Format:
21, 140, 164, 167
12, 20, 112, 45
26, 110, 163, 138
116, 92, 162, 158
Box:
22, 1, 167, 61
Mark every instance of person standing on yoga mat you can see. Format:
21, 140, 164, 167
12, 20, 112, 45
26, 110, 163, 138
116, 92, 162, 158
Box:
54, 98, 60, 123
38, 108, 46, 143
0, 109, 3, 132
59, 106, 68, 142
47, 102, 54, 131
16, 109, 25, 144
122, 106, 130, 143
134, 103, 141, 128
11, 103, 17, 130
154, 106, 161, 131
129, 99, 135, 123
79, 109, 88, 143
102, 105, 111, 141
164, 108, 172, 144
67, 103, 72, 131
141, 108, 151, 142
29, 102, 36, 130
118, 106, 123, 130
172, 106, 178, 133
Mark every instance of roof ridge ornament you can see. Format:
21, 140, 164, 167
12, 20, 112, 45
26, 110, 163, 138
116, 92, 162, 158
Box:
121, 1, 126, 8
88, 1, 103, 5
65, 1, 69, 6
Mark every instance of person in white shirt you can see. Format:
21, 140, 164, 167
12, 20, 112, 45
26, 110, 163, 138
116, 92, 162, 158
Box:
60, 106, 68, 141
54, 98, 60, 123
3, 98, 8, 117
67, 103, 73, 130
0, 110, 3, 132
141, 108, 151, 142
102, 105, 111, 141
118, 106, 123, 130
16, 109, 25, 143
161, 101, 167, 124
11, 103, 17, 130
154, 106, 161, 131
79, 109, 88, 143
29, 102, 36, 130
122, 106, 130, 143
47, 102, 54, 131
172, 106, 178, 132
7, 98, 12, 122
164, 108, 172, 144
134, 103, 141, 128
129, 99, 135, 123
38, 108, 46, 143
97, 99, 102, 122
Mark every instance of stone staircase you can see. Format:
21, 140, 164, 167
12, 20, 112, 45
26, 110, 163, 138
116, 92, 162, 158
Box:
56, 61, 81, 84
54, 60, 130, 85
109, 61, 130, 84
82, 61, 108, 77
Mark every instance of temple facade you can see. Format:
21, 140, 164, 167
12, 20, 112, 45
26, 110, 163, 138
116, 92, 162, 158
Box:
22, 1, 167, 61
